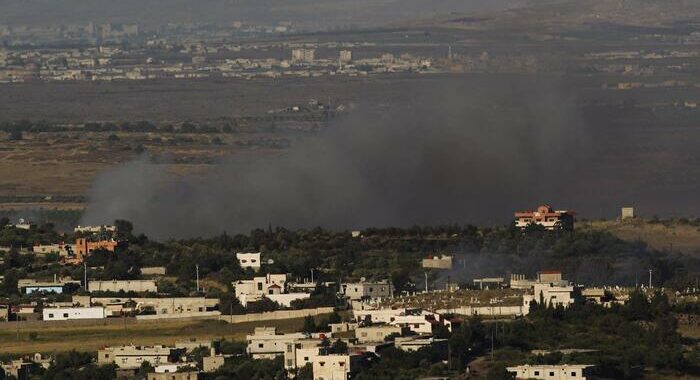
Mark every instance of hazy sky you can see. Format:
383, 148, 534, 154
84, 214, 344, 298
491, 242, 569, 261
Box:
1, 0, 532, 28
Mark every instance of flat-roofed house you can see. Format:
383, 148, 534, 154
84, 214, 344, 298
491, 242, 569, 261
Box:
506, 364, 595, 380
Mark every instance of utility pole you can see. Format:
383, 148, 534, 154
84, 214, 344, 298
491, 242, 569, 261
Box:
310, 268, 315, 283
84, 262, 87, 291
648, 269, 653, 289
196, 264, 200, 293
424, 272, 428, 293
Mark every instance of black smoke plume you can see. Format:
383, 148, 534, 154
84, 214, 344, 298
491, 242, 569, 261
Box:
82, 76, 590, 239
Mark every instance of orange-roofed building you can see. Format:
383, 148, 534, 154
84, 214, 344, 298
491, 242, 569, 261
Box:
514, 205, 574, 231
63, 238, 118, 265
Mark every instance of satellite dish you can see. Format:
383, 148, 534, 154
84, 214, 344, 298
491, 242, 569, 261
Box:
267, 259, 275, 265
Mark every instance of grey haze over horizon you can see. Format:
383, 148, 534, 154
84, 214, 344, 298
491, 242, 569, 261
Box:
1, 0, 542, 29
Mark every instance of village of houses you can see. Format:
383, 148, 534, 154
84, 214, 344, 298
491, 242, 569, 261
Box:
0, 206, 685, 380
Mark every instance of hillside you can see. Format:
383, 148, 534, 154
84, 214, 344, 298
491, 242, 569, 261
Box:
434, 0, 700, 32
580, 219, 700, 255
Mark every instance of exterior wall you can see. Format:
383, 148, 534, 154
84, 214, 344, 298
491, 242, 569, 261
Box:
422, 255, 453, 269
437, 305, 526, 317
88, 280, 158, 293
18, 278, 81, 294
352, 308, 408, 324
236, 252, 262, 271
90, 297, 210, 315
312, 355, 357, 380
355, 325, 402, 343
284, 344, 321, 370
25, 286, 64, 294
342, 282, 393, 301
538, 272, 563, 283
621, 207, 635, 220
234, 274, 288, 306
267, 293, 310, 307
74, 225, 117, 233
141, 267, 167, 276
330, 322, 358, 334
43, 307, 105, 321
148, 372, 199, 380
33, 244, 71, 255
531, 283, 576, 308
391, 315, 434, 335
507, 365, 593, 380
135, 311, 221, 321
203, 355, 225, 372
99, 345, 179, 369
220, 307, 334, 324
394, 336, 446, 352
71, 238, 118, 263
246, 328, 307, 358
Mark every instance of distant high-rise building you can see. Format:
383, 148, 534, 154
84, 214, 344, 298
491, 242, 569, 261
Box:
291, 48, 315, 63
339, 50, 352, 64
380, 53, 395, 63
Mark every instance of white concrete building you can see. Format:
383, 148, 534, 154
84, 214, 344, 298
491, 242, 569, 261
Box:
87, 296, 218, 317
246, 327, 307, 359
74, 225, 117, 233
312, 354, 363, 380
506, 364, 595, 380
98, 345, 185, 369
234, 273, 309, 307
394, 336, 447, 352
391, 313, 438, 335
341, 281, 394, 301
283, 340, 324, 370
43, 307, 105, 321
236, 252, 262, 271
292, 48, 315, 63
355, 325, 403, 343
524, 283, 577, 312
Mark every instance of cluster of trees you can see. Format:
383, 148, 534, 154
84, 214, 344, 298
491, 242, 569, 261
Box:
0, 120, 236, 135
486, 291, 698, 379
2, 219, 698, 309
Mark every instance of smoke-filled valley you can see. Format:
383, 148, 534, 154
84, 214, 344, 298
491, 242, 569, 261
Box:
79, 75, 700, 239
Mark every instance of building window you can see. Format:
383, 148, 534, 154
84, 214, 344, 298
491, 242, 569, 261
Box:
571, 373, 577, 377
259, 344, 264, 348
258, 283, 263, 291
549, 372, 555, 376
48, 313, 54, 318
303, 357, 309, 361
63, 313, 69, 318
287, 359, 293, 367
534, 371, 539, 376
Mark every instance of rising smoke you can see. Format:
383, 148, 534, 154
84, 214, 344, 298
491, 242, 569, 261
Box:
81, 76, 591, 239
